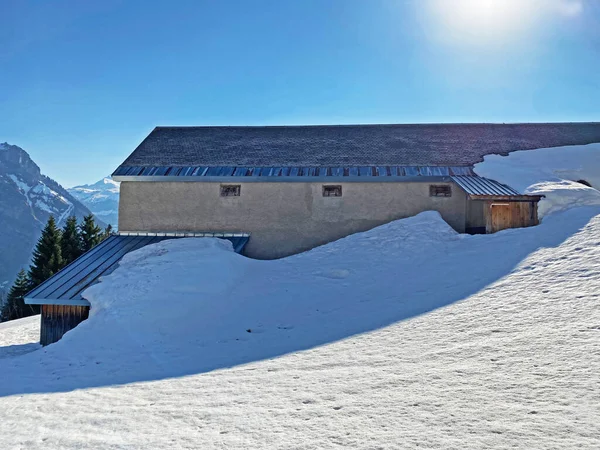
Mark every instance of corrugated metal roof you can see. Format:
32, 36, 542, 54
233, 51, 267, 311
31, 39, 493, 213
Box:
113, 165, 475, 180
25, 234, 250, 306
451, 176, 522, 196
114, 123, 600, 173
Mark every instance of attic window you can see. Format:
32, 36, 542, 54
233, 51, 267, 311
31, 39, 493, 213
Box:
323, 185, 342, 197
220, 185, 241, 197
430, 185, 452, 197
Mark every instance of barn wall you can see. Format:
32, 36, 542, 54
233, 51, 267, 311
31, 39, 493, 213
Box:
119, 181, 468, 259
41, 305, 90, 346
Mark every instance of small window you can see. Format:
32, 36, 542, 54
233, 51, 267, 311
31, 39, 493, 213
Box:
323, 185, 342, 197
220, 185, 241, 197
430, 185, 452, 197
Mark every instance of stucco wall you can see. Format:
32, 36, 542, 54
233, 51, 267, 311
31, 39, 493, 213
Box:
466, 200, 486, 231
119, 181, 468, 259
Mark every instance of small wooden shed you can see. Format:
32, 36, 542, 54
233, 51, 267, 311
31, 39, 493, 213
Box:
453, 176, 543, 234
25, 233, 250, 346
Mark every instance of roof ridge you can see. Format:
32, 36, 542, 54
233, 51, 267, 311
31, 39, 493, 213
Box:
153, 122, 600, 130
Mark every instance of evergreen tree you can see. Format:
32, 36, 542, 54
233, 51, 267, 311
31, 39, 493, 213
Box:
103, 224, 114, 241
79, 214, 102, 252
28, 216, 63, 289
0, 291, 5, 321
1, 269, 37, 321
61, 216, 82, 266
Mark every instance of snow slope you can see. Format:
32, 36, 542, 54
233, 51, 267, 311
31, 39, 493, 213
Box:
0, 203, 599, 448
475, 143, 600, 218
68, 177, 120, 227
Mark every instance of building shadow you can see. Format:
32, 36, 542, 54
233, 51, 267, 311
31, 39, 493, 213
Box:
0, 343, 40, 360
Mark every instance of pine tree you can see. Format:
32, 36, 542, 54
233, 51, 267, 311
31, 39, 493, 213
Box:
61, 216, 82, 266
0, 290, 5, 321
79, 214, 102, 252
28, 216, 63, 289
1, 269, 37, 321
103, 224, 114, 241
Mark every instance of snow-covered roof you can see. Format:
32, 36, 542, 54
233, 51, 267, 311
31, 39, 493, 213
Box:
25, 233, 250, 306
114, 123, 600, 173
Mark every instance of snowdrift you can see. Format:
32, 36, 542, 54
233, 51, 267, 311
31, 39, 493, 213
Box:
2, 204, 599, 397
0, 205, 598, 448
475, 143, 600, 217
0, 145, 599, 448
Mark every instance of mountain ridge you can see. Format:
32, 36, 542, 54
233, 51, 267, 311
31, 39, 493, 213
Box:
0, 142, 104, 289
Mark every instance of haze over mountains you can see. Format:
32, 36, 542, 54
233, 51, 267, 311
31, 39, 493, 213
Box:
0, 143, 106, 290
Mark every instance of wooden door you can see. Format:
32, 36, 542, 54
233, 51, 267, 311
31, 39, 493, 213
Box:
489, 203, 512, 233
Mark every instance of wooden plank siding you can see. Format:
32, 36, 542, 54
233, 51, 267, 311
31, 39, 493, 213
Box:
485, 200, 539, 234
40, 305, 90, 346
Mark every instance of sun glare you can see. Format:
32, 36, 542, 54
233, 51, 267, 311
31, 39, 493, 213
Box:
429, 0, 538, 44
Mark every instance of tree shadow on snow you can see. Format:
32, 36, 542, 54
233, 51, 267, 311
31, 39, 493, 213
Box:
0, 206, 598, 397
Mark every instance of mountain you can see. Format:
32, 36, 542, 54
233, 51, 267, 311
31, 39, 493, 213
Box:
0, 142, 103, 290
68, 177, 119, 228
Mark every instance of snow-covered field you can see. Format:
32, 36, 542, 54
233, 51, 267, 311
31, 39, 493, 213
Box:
0, 146, 599, 449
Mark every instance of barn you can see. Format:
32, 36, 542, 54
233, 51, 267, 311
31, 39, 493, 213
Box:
112, 122, 593, 258
25, 122, 600, 344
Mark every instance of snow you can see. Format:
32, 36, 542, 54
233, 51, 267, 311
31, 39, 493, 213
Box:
69, 177, 120, 201
31, 183, 68, 204
0, 148, 599, 448
8, 174, 32, 196
90, 209, 119, 215
0, 316, 40, 359
7, 174, 74, 221
475, 143, 600, 218
0, 206, 599, 447
68, 177, 119, 226
33, 198, 56, 213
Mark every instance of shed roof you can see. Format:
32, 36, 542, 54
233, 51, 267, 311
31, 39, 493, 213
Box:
451, 176, 543, 200
451, 176, 520, 196
25, 233, 250, 307
115, 123, 600, 172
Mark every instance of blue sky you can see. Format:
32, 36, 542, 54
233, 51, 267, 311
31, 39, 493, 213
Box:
1, 0, 598, 186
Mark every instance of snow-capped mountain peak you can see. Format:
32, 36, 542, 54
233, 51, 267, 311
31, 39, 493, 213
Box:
68, 177, 119, 228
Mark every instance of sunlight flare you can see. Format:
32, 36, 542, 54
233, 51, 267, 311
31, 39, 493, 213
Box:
427, 0, 583, 46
